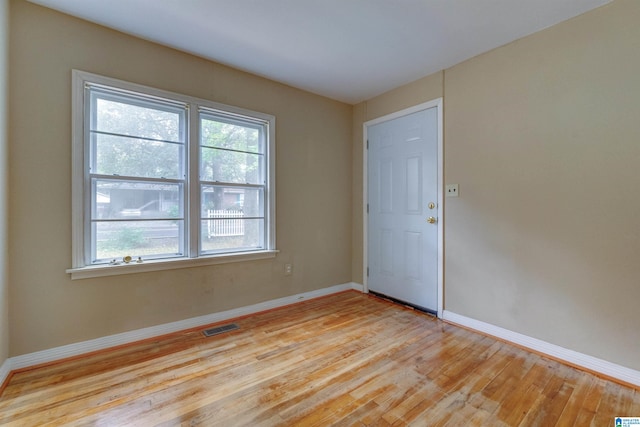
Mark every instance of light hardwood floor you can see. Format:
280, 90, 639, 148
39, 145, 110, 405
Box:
0, 291, 638, 426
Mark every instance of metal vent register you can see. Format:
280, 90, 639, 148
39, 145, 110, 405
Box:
202, 323, 239, 337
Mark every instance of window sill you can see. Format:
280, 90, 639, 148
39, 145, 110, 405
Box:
66, 250, 279, 280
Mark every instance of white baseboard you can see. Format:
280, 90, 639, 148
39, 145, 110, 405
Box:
9, 282, 364, 372
0, 357, 11, 388
443, 310, 640, 388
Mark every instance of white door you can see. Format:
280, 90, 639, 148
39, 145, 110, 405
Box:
366, 103, 440, 314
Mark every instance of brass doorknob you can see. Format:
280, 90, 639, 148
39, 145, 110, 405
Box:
427, 216, 437, 224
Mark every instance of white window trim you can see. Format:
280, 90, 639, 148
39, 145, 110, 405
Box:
67, 251, 279, 280
68, 70, 277, 280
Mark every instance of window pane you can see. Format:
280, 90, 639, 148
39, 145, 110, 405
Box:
201, 186, 263, 217
200, 147, 262, 184
201, 117, 261, 153
94, 97, 183, 142
93, 180, 182, 220
201, 219, 264, 253
94, 220, 183, 261
93, 134, 183, 179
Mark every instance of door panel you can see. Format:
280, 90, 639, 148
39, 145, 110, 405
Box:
380, 229, 394, 276
367, 106, 438, 312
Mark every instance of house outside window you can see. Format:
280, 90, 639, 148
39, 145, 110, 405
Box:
69, 71, 276, 278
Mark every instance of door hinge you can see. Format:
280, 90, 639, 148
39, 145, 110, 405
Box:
367, 267, 369, 277
367, 203, 369, 214
366, 139, 369, 149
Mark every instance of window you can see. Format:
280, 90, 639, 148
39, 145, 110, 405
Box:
70, 71, 276, 278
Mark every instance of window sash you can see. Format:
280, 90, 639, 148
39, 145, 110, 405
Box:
85, 84, 188, 264
198, 109, 268, 256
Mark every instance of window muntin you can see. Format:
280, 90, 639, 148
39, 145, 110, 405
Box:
73, 71, 275, 270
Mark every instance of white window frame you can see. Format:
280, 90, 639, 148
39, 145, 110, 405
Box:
68, 70, 277, 279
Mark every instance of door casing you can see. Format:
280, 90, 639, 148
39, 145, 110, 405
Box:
363, 99, 444, 318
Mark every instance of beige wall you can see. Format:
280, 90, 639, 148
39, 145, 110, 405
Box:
0, 0, 9, 365
8, 1, 352, 356
445, 0, 640, 370
351, 73, 443, 283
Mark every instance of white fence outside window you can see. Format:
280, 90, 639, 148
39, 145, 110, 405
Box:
207, 210, 245, 237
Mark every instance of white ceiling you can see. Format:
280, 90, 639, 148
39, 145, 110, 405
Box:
28, 0, 610, 104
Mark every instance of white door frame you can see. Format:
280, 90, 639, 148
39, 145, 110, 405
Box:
363, 98, 444, 318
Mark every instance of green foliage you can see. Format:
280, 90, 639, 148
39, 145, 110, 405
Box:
104, 226, 145, 252
93, 97, 184, 179
167, 204, 180, 219
200, 118, 259, 152
93, 98, 262, 185
200, 118, 261, 184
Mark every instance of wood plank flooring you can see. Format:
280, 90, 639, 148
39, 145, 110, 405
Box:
0, 291, 638, 426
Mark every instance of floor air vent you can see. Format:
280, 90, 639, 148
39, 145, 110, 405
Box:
202, 323, 239, 337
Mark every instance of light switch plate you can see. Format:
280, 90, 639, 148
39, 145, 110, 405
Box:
445, 184, 459, 197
